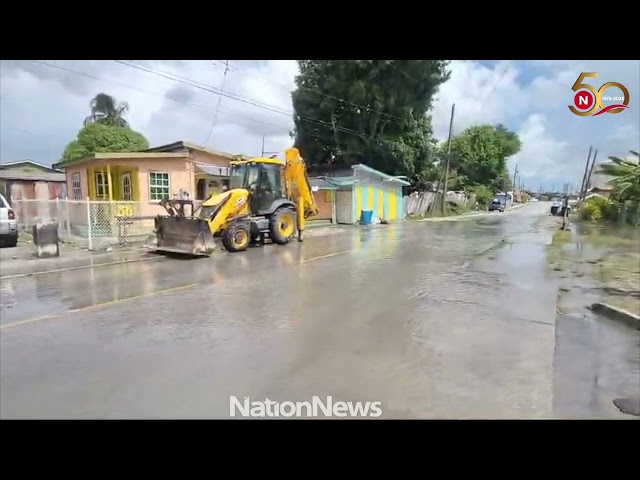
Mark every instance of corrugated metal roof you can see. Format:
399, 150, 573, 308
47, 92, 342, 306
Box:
195, 164, 231, 176
309, 178, 338, 190
352, 164, 411, 186
324, 176, 358, 187
0, 170, 66, 182
0, 160, 63, 172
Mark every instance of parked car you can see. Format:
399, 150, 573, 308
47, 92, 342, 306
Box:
0, 193, 18, 247
488, 199, 505, 212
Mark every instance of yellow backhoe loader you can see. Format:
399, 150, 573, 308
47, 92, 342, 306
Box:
151, 147, 319, 256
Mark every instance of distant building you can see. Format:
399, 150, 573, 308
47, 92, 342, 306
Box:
0, 160, 66, 200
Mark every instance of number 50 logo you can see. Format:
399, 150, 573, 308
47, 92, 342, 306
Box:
569, 72, 630, 117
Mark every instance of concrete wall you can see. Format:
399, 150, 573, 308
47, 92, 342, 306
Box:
312, 189, 334, 221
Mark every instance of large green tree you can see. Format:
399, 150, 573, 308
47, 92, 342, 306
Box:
60, 123, 149, 163
446, 124, 521, 191
291, 60, 450, 179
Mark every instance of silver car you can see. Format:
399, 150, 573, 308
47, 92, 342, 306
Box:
0, 193, 18, 247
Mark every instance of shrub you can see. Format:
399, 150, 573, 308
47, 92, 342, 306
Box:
467, 185, 494, 206
579, 196, 618, 222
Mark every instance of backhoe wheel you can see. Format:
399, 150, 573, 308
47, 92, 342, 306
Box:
221, 223, 250, 252
269, 208, 296, 245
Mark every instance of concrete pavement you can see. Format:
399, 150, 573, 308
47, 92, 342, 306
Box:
1, 202, 638, 419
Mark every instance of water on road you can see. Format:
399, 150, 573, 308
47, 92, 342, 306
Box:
1, 203, 638, 418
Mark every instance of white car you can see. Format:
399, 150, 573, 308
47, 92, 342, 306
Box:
0, 193, 18, 247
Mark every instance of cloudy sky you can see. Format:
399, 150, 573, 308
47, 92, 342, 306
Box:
1, 59, 638, 191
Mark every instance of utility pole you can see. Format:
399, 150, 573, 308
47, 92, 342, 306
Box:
578, 146, 593, 203
512, 164, 518, 192
561, 182, 569, 229
441, 103, 455, 215
582, 149, 598, 201
260, 134, 280, 158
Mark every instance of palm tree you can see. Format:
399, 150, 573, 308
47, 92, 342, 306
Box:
596, 151, 640, 202
84, 93, 130, 128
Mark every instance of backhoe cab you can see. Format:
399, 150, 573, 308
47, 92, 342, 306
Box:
151, 147, 318, 256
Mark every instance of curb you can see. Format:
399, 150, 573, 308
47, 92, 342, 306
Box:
0, 254, 161, 280
589, 302, 640, 330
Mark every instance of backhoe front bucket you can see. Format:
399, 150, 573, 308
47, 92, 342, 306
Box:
153, 216, 216, 256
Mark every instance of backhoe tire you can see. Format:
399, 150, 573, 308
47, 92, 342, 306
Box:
221, 223, 251, 252
269, 208, 296, 245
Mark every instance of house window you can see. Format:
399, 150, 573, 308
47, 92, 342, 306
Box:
325, 190, 332, 203
72, 173, 82, 200
149, 172, 170, 201
94, 172, 109, 199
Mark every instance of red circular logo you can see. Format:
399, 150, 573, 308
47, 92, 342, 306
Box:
574, 90, 594, 110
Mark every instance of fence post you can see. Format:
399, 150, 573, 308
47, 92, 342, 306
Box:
65, 196, 71, 242
55, 197, 60, 237
86, 197, 93, 251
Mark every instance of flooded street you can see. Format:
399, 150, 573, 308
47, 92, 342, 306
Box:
1, 202, 638, 419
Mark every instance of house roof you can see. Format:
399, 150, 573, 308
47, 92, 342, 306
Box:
0, 159, 63, 173
0, 170, 66, 182
145, 141, 251, 161
352, 164, 411, 186
323, 176, 358, 187
309, 177, 338, 190
195, 163, 231, 177
55, 152, 188, 168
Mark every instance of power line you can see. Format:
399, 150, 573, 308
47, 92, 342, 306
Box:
27, 60, 290, 133
201, 60, 229, 145
211, 60, 412, 126
114, 60, 381, 144
480, 61, 511, 110
21, 60, 498, 167
20, 61, 398, 158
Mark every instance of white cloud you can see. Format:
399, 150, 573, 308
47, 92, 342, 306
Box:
1, 59, 638, 192
431, 59, 640, 190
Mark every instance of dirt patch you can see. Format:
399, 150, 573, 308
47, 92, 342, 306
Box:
545, 216, 640, 318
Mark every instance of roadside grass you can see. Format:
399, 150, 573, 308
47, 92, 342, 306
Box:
545, 216, 640, 317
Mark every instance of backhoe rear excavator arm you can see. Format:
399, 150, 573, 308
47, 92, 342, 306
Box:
284, 147, 319, 241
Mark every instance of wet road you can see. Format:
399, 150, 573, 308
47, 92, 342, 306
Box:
1, 202, 638, 419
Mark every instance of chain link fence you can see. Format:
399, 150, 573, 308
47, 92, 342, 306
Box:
10, 198, 169, 251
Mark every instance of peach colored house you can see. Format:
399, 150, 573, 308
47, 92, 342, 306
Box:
51, 142, 248, 244
56, 141, 245, 215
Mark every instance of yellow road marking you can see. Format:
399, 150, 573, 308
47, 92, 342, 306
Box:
0, 255, 161, 280
0, 283, 199, 330
298, 250, 351, 264
0, 314, 62, 330
68, 283, 199, 313
3, 249, 352, 330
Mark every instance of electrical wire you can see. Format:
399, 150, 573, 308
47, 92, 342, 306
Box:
480, 61, 511, 110
114, 60, 380, 143
21, 61, 390, 157
210, 60, 412, 126
201, 60, 229, 145
23, 60, 445, 162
